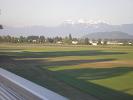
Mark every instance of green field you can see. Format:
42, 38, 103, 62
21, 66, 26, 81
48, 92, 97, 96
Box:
0, 43, 133, 100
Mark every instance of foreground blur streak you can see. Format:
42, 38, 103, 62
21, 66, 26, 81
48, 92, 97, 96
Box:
0, 68, 68, 100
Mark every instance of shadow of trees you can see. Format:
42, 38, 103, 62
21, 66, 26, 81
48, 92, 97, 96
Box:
60, 67, 133, 80
19, 58, 115, 68
0, 50, 127, 58
0, 50, 133, 100
55, 67, 133, 100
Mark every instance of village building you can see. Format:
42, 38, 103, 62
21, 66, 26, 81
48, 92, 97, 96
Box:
32, 40, 37, 43
57, 41, 63, 44
89, 40, 98, 46
107, 41, 124, 45
72, 41, 78, 44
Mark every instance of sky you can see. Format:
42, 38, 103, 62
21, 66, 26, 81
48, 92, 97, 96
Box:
0, 0, 133, 27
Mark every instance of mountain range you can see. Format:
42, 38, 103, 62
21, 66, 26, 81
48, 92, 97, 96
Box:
83, 31, 133, 39
0, 20, 133, 39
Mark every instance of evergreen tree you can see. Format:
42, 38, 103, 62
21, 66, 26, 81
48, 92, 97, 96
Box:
97, 39, 102, 45
103, 40, 107, 45
69, 34, 72, 40
39, 36, 45, 43
84, 38, 89, 45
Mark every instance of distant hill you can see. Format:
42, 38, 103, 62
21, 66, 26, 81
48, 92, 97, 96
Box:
83, 31, 133, 39
1, 22, 133, 38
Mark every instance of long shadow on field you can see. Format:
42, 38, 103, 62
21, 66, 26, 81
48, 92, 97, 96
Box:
55, 67, 133, 100
0, 50, 132, 100
44, 59, 115, 67
0, 54, 116, 70
0, 50, 127, 58
58, 67, 133, 81
19, 58, 116, 68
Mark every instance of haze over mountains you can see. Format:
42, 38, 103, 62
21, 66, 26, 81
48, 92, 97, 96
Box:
83, 31, 133, 39
0, 20, 133, 39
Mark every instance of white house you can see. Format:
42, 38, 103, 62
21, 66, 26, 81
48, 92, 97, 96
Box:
101, 40, 104, 44
32, 40, 37, 43
107, 41, 124, 45
91, 42, 98, 46
57, 41, 63, 44
89, 40, 93, 44
72, 41, 78, 44
89, 40, 98, 46
128, 42, 132, 45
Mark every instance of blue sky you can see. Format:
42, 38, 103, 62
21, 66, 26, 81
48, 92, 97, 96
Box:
0, 0, 133, 26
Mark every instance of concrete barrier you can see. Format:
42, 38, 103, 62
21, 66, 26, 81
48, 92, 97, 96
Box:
0, 68, 68, 100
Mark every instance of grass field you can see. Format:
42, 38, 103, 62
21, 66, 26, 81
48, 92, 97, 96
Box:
0, 43, 133, 100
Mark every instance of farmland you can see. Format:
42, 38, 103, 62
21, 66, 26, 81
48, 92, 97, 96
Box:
0, 43, 133, 100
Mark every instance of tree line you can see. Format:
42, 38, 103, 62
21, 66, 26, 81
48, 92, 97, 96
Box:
0, 34, 132, 45
0, 34, 96, 45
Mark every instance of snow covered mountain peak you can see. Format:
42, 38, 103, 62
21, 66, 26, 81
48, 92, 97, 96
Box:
63, 19, 108, 25
63, 20, 75, 25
